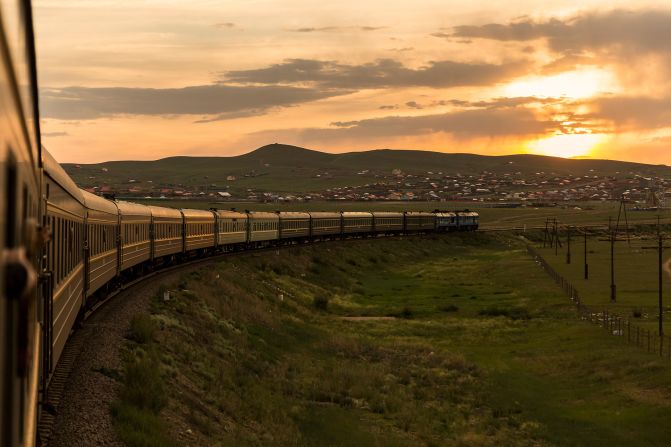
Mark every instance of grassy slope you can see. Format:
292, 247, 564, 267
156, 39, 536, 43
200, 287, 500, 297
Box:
114, 233, 671, 447
64, 144, 671, 193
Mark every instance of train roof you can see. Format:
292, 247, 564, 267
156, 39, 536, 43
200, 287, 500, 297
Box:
148, 205, 182, 219
434, 212, 457, 217
116, 200, 152, 217
81, 189, 118, 215
307, 212, 342, 218
278, 211, 310, 218
248, 211, 279, 219
181, 208, 215, 219
215, 210, 248, 219
457, 211, 479, 217
342, 211, 373, 217
43, 148, 85, 205
404, 211, 435, 216
371, 211, 404, 217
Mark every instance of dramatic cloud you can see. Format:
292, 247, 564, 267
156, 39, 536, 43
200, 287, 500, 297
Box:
40, 85, 351, 120
223, 58, 529, 89
586, 96, 671, 130
306, 107, 555, 141
450, 10, 671, 55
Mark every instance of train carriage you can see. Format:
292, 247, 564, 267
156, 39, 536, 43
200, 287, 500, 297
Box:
342, 211, 374, 234
457, 211, 480, 231
404, 212, 436, 232
82, 190, 118, 298
248, 211, 279, 243
0, 1, 43, 444
215, 210, 248, 247
308, 212, 342, 237
117, 201, 152, 271
42, 150, 87, 392
182, 208, 216, 252
278, 211, 310, 239
372, 212, 404, 233
435, 212, 457, 231
149, 205, 183, 259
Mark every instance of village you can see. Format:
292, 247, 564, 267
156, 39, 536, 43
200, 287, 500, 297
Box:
80, 166, 671, 207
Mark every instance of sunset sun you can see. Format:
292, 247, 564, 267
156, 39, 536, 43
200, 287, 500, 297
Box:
526, 133, 607, 159
503, 69, 617, 99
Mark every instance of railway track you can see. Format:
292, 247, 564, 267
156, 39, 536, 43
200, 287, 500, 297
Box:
36, 231, 437, 445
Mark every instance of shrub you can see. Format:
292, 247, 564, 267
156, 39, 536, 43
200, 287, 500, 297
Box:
478, 307, 530, 320
438, 304, 459, 313
632, 308, 643, 318
313, 295, 329, 311
128, 314, 156, 344
120, 356, 167, 413
400, 307, 414, 319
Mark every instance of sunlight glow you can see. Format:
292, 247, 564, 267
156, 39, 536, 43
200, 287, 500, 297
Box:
504, 69, 617, 99
526, 133, 607, 158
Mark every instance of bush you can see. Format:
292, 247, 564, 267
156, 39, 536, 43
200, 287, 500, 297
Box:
313, 295, 329, 311
400, 307, 414, 319
128, 315, 156, 344
478, 306, 530, 320
438, 304, 459, 313
120, 356, 167, 413
632, 308, 643, 318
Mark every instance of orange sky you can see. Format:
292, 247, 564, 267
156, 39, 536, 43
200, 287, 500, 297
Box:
33, 1, 671, 164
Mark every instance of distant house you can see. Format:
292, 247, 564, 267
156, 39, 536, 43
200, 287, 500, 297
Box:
217, 192, 232, 198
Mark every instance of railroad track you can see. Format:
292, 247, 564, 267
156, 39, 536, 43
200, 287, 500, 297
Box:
36, 231, 435, 445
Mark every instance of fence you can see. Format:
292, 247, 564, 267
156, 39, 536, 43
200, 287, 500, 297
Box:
526, 244, 671, 359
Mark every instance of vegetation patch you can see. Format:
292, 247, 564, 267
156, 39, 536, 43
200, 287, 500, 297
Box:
114, 233, 671, 446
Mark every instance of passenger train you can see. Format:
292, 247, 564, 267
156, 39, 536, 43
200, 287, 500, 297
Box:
0, 2, 478, 446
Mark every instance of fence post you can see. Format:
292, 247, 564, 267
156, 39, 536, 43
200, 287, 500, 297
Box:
637, 326, 640, 347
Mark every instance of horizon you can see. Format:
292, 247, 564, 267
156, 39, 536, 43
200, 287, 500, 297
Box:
35, 1, 671, 164
59, 143, 671, 167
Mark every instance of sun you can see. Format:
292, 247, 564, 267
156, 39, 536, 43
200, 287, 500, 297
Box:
504, 69, 616, 99
526, 133, 606, 158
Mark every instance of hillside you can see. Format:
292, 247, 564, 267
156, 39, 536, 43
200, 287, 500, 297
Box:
63, 144, 671, 197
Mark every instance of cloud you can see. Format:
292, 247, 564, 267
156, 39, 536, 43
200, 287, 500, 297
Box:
295, 107, 555, 142
586, 96, 671, 130
214, 22, 236, 28
40, 84, 352, 120
223, 58, 529, 89
450, 10, 671, 56
405, 101, 423, 109
42, 131, 69, 137
288, 26, 385, 32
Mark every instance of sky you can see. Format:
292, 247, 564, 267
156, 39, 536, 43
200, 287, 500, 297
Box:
33, 0, 671, 164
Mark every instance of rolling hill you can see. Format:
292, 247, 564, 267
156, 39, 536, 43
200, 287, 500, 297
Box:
63, 144, 671, 195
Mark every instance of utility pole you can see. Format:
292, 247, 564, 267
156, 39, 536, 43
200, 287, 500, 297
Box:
583, 229, 589, 280
566, 226, 571, 264
642, 216, 670, 338
610, 228, 616, 303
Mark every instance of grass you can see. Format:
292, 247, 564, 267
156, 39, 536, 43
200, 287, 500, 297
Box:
112, 314, 178, 447
531, 228, 671, 334
114, 232, 671, 446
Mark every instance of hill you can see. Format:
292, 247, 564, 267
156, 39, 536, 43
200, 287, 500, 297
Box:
63, 144, 671, 196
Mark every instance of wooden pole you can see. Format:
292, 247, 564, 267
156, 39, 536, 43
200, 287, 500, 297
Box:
610, 229, 616, 303
584, 229, 589, 280
566, 226, 572, 264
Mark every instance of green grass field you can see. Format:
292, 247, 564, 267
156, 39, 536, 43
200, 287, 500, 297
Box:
532, 231, 671, 335
113, 233, 671, 446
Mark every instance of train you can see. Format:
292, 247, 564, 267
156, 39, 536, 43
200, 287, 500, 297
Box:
0, 2, 478, 446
